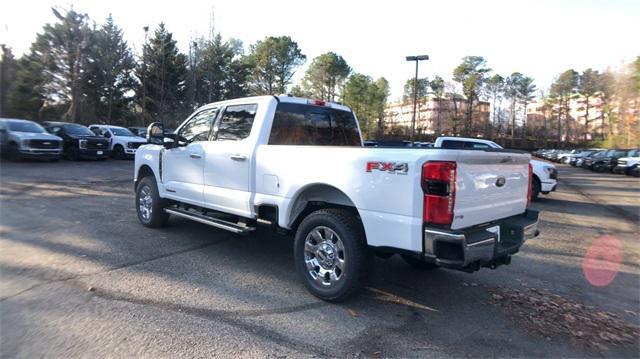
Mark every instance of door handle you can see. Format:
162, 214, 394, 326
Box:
230, 154, 246, 161
190, 153, 202, 159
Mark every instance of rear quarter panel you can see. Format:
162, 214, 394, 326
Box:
254, 146, 461, 251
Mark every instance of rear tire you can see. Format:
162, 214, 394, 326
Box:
135, 176, 169, 228
401, 254, 439, 270
294, 208, 370, 302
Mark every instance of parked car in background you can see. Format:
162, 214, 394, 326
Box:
612, 149, 640, 175
576, 151, 600, 167
542, 149, 559, 160
432, 137, 557, 200
569, 150, 599, 166
89, 124, 147, 159
0, 118, 62, 161
128, 127, 147, 138
550, 149, 569, 162
556, 149, 582, 163
581, 150, 608, 168
588, 149, 632, 173
44, 121, 111, 160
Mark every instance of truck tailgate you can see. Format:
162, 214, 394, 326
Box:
452, 150, 530, 229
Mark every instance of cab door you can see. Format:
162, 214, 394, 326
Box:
162, 108, 218, 206
203, 104, 258, 217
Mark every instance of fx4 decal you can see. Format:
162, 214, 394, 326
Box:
366, 162, 409, 175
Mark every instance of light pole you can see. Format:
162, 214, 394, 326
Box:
406, 55, 429, 143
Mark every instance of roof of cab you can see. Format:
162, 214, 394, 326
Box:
194, 95, 353, 113
0, 118, 37, 123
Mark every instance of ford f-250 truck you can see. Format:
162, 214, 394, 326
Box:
134, 95, 539, 301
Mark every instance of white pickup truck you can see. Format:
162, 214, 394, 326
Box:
134, 95, 539, 301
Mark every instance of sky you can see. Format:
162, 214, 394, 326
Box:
1, 0, 638, 101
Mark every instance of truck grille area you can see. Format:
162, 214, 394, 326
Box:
87, 140, 109, 150
30, 140, 60, 149
127, 142, 145, 149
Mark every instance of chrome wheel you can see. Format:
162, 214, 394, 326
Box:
138, 185, 153, 222
304, 226, 346, 286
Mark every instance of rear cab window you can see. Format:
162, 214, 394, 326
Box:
441, 140, 491, 149
268, 102, 361, 146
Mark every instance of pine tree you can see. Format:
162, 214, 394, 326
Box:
247, 36, 305, 95
192, 35, 248, 106
0, 45, 18, 117
88, 14, 136, 124
429, 76, 445, 137
550, 70, 579, 142
136, 23, 189, 126
300, 52, 350, 102
43, 8, 93, 122
6, 36, 50, 120
518, 76, 536, 138
453, 56, 491, 136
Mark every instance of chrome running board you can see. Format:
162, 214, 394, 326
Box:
164, 207, 255, 234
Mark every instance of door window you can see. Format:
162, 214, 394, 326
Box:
216, 104, 258, 141
91, 127, 111, 138
179, 108, 218, 143
49, 126, 63, 135
466, 142, 491, 149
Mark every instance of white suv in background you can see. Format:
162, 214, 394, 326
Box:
433, 137, 558, 200
89, 125, 147, 159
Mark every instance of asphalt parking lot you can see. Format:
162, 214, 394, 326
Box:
1, 159, 639, 358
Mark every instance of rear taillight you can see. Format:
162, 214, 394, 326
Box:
422, 161, 456, 226
526, 163, 533, 208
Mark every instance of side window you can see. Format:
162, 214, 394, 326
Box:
216, 104, 257, 141
50, 126, 63, 135
179, 108, 218, 143
90, 127, 99, 136
101, 128, 111, 138
441, 140, 466, 149
465, 142, 490, 149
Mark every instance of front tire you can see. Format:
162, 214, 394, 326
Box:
592, 163, 606, 173
113, 145, 125, 160
66, 146, 80, 161
532, 177, 541, 200
135, 176, 169, 228
8, 143, 21, 161
294, 208, 370, 302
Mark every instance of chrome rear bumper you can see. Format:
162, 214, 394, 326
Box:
423, 210, 539, 271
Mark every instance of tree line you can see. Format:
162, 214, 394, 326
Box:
399, 56, 639, 147
0, 8, 637, 145
0, 8, 389, 137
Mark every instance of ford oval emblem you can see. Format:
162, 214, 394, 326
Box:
495, 176, 506, 187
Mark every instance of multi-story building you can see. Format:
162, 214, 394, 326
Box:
384, 95, 490, 138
